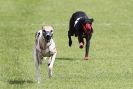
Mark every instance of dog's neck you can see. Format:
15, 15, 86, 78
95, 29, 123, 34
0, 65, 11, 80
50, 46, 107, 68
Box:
40, 35, 52, 50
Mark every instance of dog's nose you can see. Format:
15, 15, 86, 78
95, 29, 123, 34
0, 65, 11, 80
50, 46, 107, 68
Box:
46, 35, 51, 41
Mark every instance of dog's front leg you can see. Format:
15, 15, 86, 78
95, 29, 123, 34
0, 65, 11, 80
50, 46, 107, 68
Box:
78, 34, 84, 48
84, 36, 91, 60
48, 52, 57, 78
68, 31, 72, 47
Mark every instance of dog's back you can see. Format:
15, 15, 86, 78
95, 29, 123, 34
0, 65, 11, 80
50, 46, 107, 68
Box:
70, 11, 88, 28
71, 11, 88, 21
69, 11, 93, 36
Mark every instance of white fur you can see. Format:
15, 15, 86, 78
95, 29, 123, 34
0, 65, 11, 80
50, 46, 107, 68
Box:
74, 17, 83, 27
33, 26, 57, 83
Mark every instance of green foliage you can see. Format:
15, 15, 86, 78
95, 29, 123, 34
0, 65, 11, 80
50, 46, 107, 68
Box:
0, 0, 133, 89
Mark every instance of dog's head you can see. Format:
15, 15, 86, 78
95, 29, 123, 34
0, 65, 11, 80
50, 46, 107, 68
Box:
82, 18, 94, 34
42, 26, 54, 42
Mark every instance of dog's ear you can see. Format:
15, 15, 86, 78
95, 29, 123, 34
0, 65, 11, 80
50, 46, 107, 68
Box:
50, 26, 54, 34
42, 26, 45, 30
85, 18, 94, 23
51, 26, 54, 37
51, 26, 54, 31
89, 18, 94, 23
42, 29, 46, 33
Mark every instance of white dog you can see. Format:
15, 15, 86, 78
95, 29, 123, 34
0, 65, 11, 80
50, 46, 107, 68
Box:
33, 25, 57, 83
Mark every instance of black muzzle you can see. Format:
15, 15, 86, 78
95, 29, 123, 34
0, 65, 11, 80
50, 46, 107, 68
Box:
43, 30, 52, 42
46, 35, 51, 42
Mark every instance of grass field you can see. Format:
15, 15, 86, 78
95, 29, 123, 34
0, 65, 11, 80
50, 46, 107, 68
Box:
0, 0, 133, 89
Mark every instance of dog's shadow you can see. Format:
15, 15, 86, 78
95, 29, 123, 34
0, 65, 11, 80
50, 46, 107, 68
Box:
56, 57, 81, 61
8, 79, 33, 85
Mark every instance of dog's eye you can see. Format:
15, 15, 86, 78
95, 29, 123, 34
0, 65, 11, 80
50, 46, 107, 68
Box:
43, 30, 46, 33
51, 30, 53, 34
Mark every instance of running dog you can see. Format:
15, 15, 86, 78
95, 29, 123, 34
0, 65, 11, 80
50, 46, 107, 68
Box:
33, 25, 57, 83
68, 11, 94, 60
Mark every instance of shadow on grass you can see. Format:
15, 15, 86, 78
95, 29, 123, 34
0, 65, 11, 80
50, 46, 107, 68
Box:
8, 79, 34, 85
56, 57, 81, 61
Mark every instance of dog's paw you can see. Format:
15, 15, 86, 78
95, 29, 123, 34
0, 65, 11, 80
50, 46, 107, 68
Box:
84, 57, 89, 60
79, 42, 84, 49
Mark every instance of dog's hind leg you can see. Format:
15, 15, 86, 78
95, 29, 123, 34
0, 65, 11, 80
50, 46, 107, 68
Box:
48, 52, 57, 78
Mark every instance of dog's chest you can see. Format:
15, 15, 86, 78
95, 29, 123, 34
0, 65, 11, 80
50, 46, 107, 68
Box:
41, 49, 51, 57
41, 40, 56, 57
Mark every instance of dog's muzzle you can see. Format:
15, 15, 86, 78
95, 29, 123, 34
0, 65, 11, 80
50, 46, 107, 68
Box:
43, 31, 52, 42
46, 35, 51, 42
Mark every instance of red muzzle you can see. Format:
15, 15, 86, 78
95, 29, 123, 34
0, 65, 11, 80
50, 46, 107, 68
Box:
83, 23, 92, 34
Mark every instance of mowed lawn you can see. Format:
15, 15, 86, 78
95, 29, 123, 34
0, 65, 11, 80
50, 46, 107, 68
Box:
0, 0, 133, 89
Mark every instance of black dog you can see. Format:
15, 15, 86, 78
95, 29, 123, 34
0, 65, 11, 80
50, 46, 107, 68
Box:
68, 11, 94, 60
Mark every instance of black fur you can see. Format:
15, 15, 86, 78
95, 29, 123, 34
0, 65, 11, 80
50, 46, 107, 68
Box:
68, 11, 94, 59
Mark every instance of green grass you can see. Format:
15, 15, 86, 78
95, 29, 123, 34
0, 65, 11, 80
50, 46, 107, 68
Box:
0, 0, 133, 89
